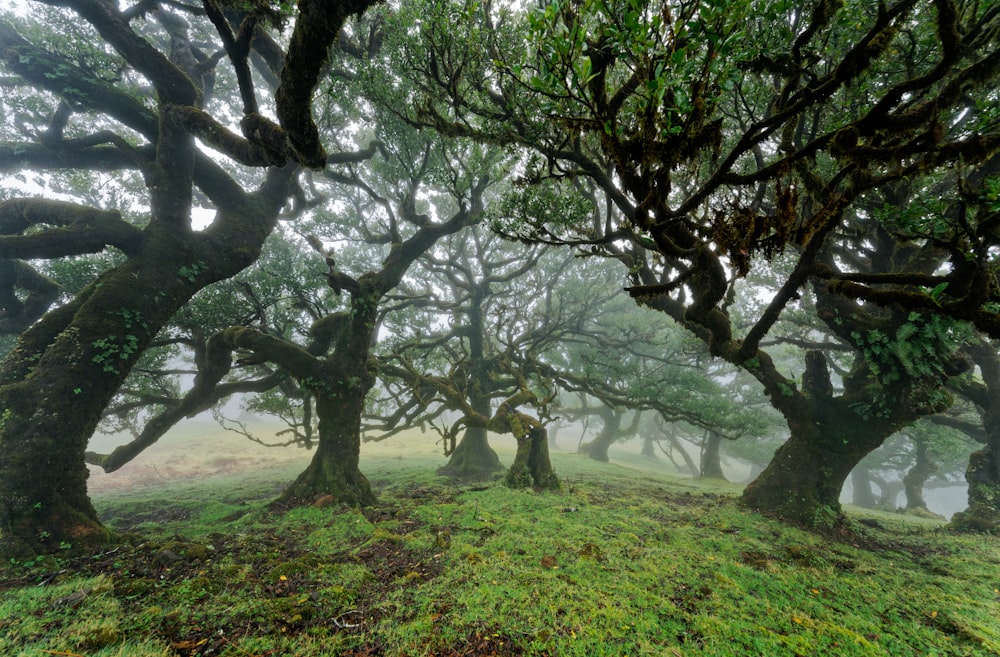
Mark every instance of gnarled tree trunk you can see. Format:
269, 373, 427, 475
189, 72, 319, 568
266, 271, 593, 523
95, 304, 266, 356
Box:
578, 406, 623, 462
506, 425, 559, 490
0, 212, 286, 556
277, 372, 376, 506
700, 430, 727, 480
951, 409, 1000, 532
439, 425, 503, 480
741, 372, 899, 528
950, 340, 1000, 533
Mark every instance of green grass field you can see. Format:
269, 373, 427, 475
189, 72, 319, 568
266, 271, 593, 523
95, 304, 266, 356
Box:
2, 427, 998, 656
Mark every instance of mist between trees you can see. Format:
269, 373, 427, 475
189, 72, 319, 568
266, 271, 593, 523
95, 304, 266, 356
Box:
1, 0, 999, 558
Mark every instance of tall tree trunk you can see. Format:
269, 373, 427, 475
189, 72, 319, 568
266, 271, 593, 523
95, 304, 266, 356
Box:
902, 439, 936, 511
850, 466, 878, 509
700, 430, 727, 480
441, 284, 503, 479
578, 407, 622, 462
439, 425, 502, 479
277, 378, 375, 506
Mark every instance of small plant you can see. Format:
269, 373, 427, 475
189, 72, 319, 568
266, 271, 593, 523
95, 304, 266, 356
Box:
178, 261, 207, 283
91, 333, 140, 374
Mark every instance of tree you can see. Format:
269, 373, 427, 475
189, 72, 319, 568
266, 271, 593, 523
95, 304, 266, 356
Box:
93, 123, 497, 507
0, 0, 378, 556
846, 422, 973, 513
945, 336, 1000, 531
375, 229, 571, 487
84, 231, 334, 470
395, 0, 1000, 527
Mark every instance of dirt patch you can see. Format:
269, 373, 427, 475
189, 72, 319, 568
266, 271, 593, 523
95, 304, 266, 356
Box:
99, 503, 193, 530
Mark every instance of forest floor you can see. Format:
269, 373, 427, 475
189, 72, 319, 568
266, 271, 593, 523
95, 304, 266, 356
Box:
2, 424, 999, 657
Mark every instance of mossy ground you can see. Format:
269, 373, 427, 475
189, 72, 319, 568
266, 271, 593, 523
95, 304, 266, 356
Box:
2, 432, 999, 657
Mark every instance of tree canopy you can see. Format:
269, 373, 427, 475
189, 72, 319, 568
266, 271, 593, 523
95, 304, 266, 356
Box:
391, 0, 1000, 524
3, 0, 1000, 558
0, 0, 378, 555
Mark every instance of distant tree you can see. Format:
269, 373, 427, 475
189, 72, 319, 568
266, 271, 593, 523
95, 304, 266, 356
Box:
0, 0, 380, 556
374, 230, 572, 488
395, 0, 1000, 527
536, 290, 773, 466
848, 421, 973, 513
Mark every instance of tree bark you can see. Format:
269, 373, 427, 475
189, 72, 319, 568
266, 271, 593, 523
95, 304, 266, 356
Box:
700, 430, 727, 480
440, 351, 503, 479
505, 425, 559, 490
951, 409, 1000, 532
276, 364, 376, 506
741, 395, 891, 528
578, 407, 622, 463
0, 203, 286, 556
949, 340, 1000, 533
0, 0, 375, 557
439, 425, 502, 480
902, 439, 937, 511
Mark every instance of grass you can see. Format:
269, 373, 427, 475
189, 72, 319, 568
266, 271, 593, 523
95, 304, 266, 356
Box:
2, 438, 999, 657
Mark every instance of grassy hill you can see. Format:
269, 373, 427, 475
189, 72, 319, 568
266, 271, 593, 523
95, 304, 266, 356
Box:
2, 437, 998, 657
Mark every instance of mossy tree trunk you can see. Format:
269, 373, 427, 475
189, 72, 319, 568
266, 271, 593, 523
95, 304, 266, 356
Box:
0, 0, 375, 558
951, 446, 1000, 532
484, 399, 558, 490
739, 350, 929, 528
950, 340, 1000, 533
277, 288, 380, 505
740, 386, 907, 527
439, 425, 502, 479
207, 280, 385, 509
506, 425, 559, 490
0, 163, 291, 559
277, 361, 376, 506
255, 190, 485, 506
951, 409, 1000, 532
